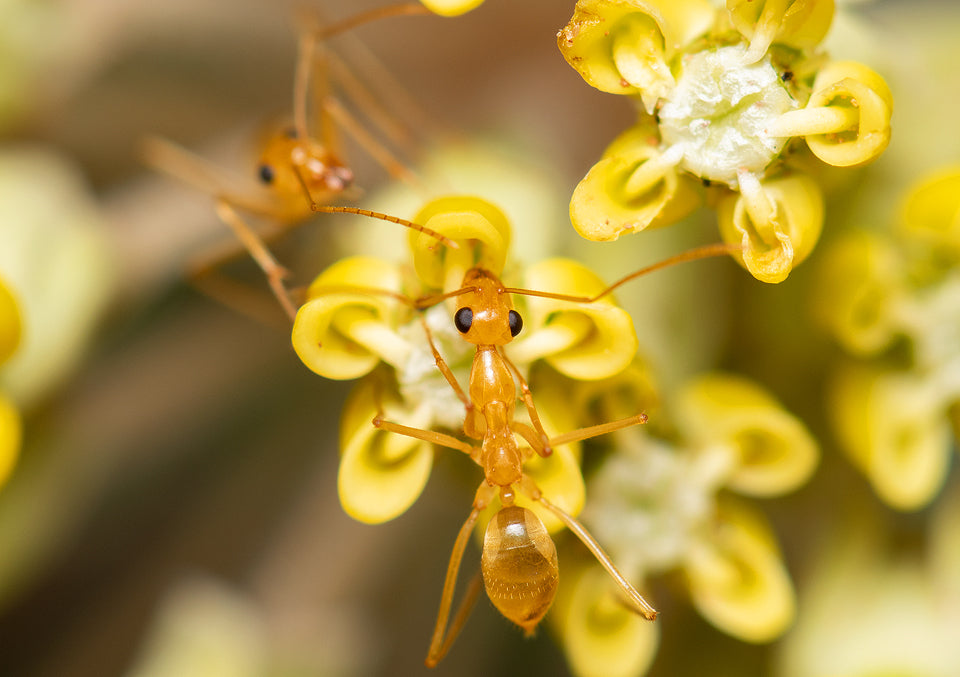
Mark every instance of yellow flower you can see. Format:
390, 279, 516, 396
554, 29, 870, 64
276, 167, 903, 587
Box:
559, 0, 891, 283
819, 167, 960, 510
0, 275, 21, 489
554, 368, 811, 674
419, 0, 483, 17
294, 197, 640, 525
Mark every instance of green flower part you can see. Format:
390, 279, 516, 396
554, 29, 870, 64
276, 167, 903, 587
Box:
684, 497, 795, 643
674, 373, 819, 496
717, 172, 824, 283
560, 0, 891, 283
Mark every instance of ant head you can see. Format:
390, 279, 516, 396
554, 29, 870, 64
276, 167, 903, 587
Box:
257, 128, 354, 203
453, 269, 522, 347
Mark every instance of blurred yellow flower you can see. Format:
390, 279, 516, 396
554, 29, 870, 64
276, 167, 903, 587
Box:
554, 368, 816, 675
818, 167, 960, 510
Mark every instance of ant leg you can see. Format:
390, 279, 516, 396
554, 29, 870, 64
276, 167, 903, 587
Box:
321, 96, 423, 190
549, 412, 648, 448
500, 350, 552, 456
372, 416, 475, 456
311, 3, 430, 41
416, 315, 479, 436
425, 482, 496, 667
521, 477, 658, 621
214, 201, 298, 320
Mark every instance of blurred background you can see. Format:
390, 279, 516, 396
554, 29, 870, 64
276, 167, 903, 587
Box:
0, 1, 958, 676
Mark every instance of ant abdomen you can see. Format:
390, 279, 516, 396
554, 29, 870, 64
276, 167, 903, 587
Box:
481, 505, 559, 634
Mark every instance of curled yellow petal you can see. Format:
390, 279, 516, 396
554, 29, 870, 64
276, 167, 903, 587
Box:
0, 275, 21, 366
558, 0, 714, 112
338, 374, 434, 524
770, 61, 892, 167
0, 394, 20, 488
558, 565, 659, 677
292, 257, 410, 380
508, 259, 638, 380
675, 373, 818, 496
728, 0, 835, 64
685, 499, 795, 642
718, 172, 824, 283
407, 196, 511, 293
419, 0, 483, 17
570, 128, 699, 241
831, 365, 951, 511
814, 231, 902, 355
900, 166, 960, 258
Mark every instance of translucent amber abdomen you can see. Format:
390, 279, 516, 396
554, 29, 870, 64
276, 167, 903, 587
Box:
481, 506, 559, 633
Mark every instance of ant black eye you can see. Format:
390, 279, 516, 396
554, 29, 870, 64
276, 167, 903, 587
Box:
258, 164, 275, 184
508, 310, 523, 337
454, 307, 473, 333
285, 127, 298, 139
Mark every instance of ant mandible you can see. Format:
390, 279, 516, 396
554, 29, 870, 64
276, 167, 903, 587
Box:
142, 3, 451, 320
301, 206, 735, 665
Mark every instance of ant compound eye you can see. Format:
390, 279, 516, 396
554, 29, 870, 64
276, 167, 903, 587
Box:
258, 164, 275, 184
454, 307, 473, 333
508, 310, 523, 337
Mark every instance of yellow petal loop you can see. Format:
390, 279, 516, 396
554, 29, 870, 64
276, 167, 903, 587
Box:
815, 231, 902, 355
0, 275, 22, 366
676, 373, 818, 496
557, 0, 714, 108
772, 61, 892, 167
560, 565, 659, 677
900, 166, 960, 258
570, 128, 699, 241
419, 0, 483, 17
338, 375, 434, 524
509, 259, 638, 380
292, 257, 409, 380
719, 172, 824, 283
728, 0, 835, 64
830, 366, 951, 511
685, 499, 795, 642
0, 394, 21, 488
408, 196, 511, 292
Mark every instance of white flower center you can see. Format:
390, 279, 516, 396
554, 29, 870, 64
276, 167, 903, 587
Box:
658, 46, 797, 187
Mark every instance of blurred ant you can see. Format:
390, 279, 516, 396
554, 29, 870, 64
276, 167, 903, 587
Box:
142, 3, 449, 320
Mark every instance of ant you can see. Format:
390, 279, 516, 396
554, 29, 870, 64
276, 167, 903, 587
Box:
142, 3, 451, 320
299, 206, 735, 665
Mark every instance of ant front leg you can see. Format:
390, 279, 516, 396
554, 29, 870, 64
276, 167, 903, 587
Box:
213, 201, 299, 320
416, 313, 480, 436
519, 476, 658, 621
500, 349, 552, 456
425, 481, 497, 668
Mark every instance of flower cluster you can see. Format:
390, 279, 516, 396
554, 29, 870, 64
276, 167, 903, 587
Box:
548, 366, 817, 676
558, 0, 893, 283
817, 167, 960, 511
291, 195, 638, 526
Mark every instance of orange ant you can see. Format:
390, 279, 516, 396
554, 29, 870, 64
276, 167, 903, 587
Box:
300, 209, 735, 665
142, 3, 449, 320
